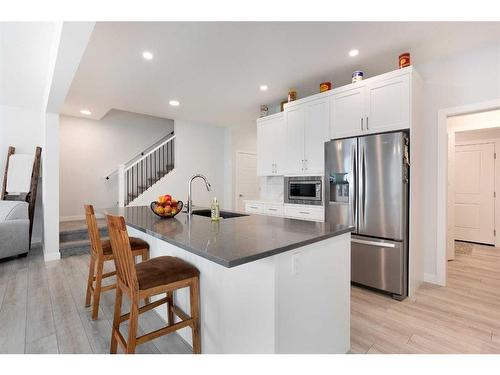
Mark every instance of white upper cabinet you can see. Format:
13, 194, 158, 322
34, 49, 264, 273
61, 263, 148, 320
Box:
257, 113, 285, 176
365, 73, 410, 133
284, 105, 306, 174
304, 98, 329, 174
257, 67, 416, 177
330, 86, 366, 139
285, 97, 329, 175
330, 68, 412, 139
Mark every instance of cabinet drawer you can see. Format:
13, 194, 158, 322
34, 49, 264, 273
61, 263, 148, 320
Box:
264, 204, 284, 217
245, 202, 264, 214
284, 205, 324, 222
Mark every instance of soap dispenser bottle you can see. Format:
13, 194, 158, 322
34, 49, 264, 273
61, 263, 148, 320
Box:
211, 197, 220, 221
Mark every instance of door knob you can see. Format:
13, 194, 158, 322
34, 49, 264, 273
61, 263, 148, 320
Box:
239, 194, 243, 197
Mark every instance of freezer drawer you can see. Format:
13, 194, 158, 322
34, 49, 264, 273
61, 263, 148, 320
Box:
351, 236, 407, 297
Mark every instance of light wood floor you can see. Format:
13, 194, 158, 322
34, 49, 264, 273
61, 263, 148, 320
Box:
2, 242, 500, 354
351, 242, 500, 353
0, 245, 190, 354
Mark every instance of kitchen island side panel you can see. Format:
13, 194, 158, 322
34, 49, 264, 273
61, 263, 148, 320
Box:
275, 232, 351, 353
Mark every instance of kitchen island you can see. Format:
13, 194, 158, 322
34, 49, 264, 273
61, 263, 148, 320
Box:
104, 205, 353, 354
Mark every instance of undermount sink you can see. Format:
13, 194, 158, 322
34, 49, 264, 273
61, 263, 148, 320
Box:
191, 209, 248, 219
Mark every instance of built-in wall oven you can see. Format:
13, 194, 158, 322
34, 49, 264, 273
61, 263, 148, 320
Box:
284, 176, 323, 205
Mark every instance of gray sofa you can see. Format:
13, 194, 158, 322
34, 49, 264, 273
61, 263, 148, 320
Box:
0, 201, 29, 260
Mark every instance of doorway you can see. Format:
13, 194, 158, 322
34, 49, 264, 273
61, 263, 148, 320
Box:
234, 151, 259, 212
446, 110, 500, 265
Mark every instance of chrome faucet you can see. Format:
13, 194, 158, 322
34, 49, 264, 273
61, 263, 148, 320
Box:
186, 174, 212, 216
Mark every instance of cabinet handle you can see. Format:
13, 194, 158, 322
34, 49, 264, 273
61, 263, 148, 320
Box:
361, 117, 364, 131
250, 206, 258, 209
299, 211, 310, 214
268, 208, 278, 211
366, 117, 369, 130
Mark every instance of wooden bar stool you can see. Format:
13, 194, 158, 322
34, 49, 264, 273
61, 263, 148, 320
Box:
106, 214, 201, 354
84, 205, 150, 320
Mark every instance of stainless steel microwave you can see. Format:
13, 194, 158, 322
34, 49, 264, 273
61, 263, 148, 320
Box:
285, 176, 323, 205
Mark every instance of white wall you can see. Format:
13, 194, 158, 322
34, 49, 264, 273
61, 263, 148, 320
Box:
59, 110, 174, 219
131, 120, 226, 209
416, 42, 500, 279
0, 104, 44, 243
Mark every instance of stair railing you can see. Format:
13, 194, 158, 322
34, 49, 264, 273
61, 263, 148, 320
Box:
118, 134, 176, 206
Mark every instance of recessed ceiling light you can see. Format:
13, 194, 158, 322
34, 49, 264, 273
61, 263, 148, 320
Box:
80, 109, 92, 115
142, 51, 154, 60
349, 49, 359, 57
169, 100, 180, 107
259, 84, 268, 91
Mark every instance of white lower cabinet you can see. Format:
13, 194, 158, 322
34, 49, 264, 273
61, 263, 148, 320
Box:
263, 203, 284, 217
245, 201, 324, 222
284, 204, 325, 222
245, 202, 264, 214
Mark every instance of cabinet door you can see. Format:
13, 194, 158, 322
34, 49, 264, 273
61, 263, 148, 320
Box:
330, 86, 365, 139
284, 106, 306, 174
245, 202, 264, 214
304, 98, 329, 174
257, 121, 273, 176
271, 115, 286, 175
365, 73, 410, 133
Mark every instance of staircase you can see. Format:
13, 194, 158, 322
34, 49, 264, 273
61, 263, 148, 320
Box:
59, 218, 108, 257
119, 132, 176, 205
59, 132, 176, 258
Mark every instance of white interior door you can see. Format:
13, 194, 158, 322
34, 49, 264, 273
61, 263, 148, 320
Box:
454, 143, 495, 244
235, 151, 259, 212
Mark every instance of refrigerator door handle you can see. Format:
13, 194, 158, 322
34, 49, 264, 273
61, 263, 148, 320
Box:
359, 144, 366, 230
351, 238, 396, 248
350, 144, 356, 227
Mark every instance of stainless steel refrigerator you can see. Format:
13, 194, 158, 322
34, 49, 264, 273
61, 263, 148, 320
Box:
325, 131, 410, 300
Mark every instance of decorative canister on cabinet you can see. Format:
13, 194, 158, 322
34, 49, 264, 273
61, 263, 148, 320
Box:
399, 52, 411, 68
352, 71, 364, 83
320, 81, 332, 93
260, 105, 269, 117
287, 89, 297, 102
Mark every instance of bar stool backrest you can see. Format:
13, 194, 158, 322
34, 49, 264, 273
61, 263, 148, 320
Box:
84, 205, 104, 258
106, 214, 139, 292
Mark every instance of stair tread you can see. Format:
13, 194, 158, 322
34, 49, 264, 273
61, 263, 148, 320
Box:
60, 237, 110, 249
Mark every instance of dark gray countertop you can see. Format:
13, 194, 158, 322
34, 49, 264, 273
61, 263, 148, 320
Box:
103, 206, 353, 268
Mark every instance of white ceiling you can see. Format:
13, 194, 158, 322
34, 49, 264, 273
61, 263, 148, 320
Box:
62, 22, 500, 127
0, 22, 57, 110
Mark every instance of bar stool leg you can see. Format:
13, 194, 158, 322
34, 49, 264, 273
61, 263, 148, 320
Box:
167, 291, 174, 325
127, 298, 140, 354
110, 288, 123, 354
142, 249, 151, 305
92, 259, 104, 320
85, 255, 96, 307
189, 277, 201, 354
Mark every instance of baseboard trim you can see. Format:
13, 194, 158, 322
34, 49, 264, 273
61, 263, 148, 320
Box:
44, 251, 61, 262
60, 213, 104, 222
424, 272, 439, 284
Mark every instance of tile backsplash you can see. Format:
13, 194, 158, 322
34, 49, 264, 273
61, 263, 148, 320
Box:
259, 176, 284, 202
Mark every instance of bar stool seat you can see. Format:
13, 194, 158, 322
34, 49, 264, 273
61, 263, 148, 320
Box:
136, 256, 199, 290
101, 237, 149, 258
